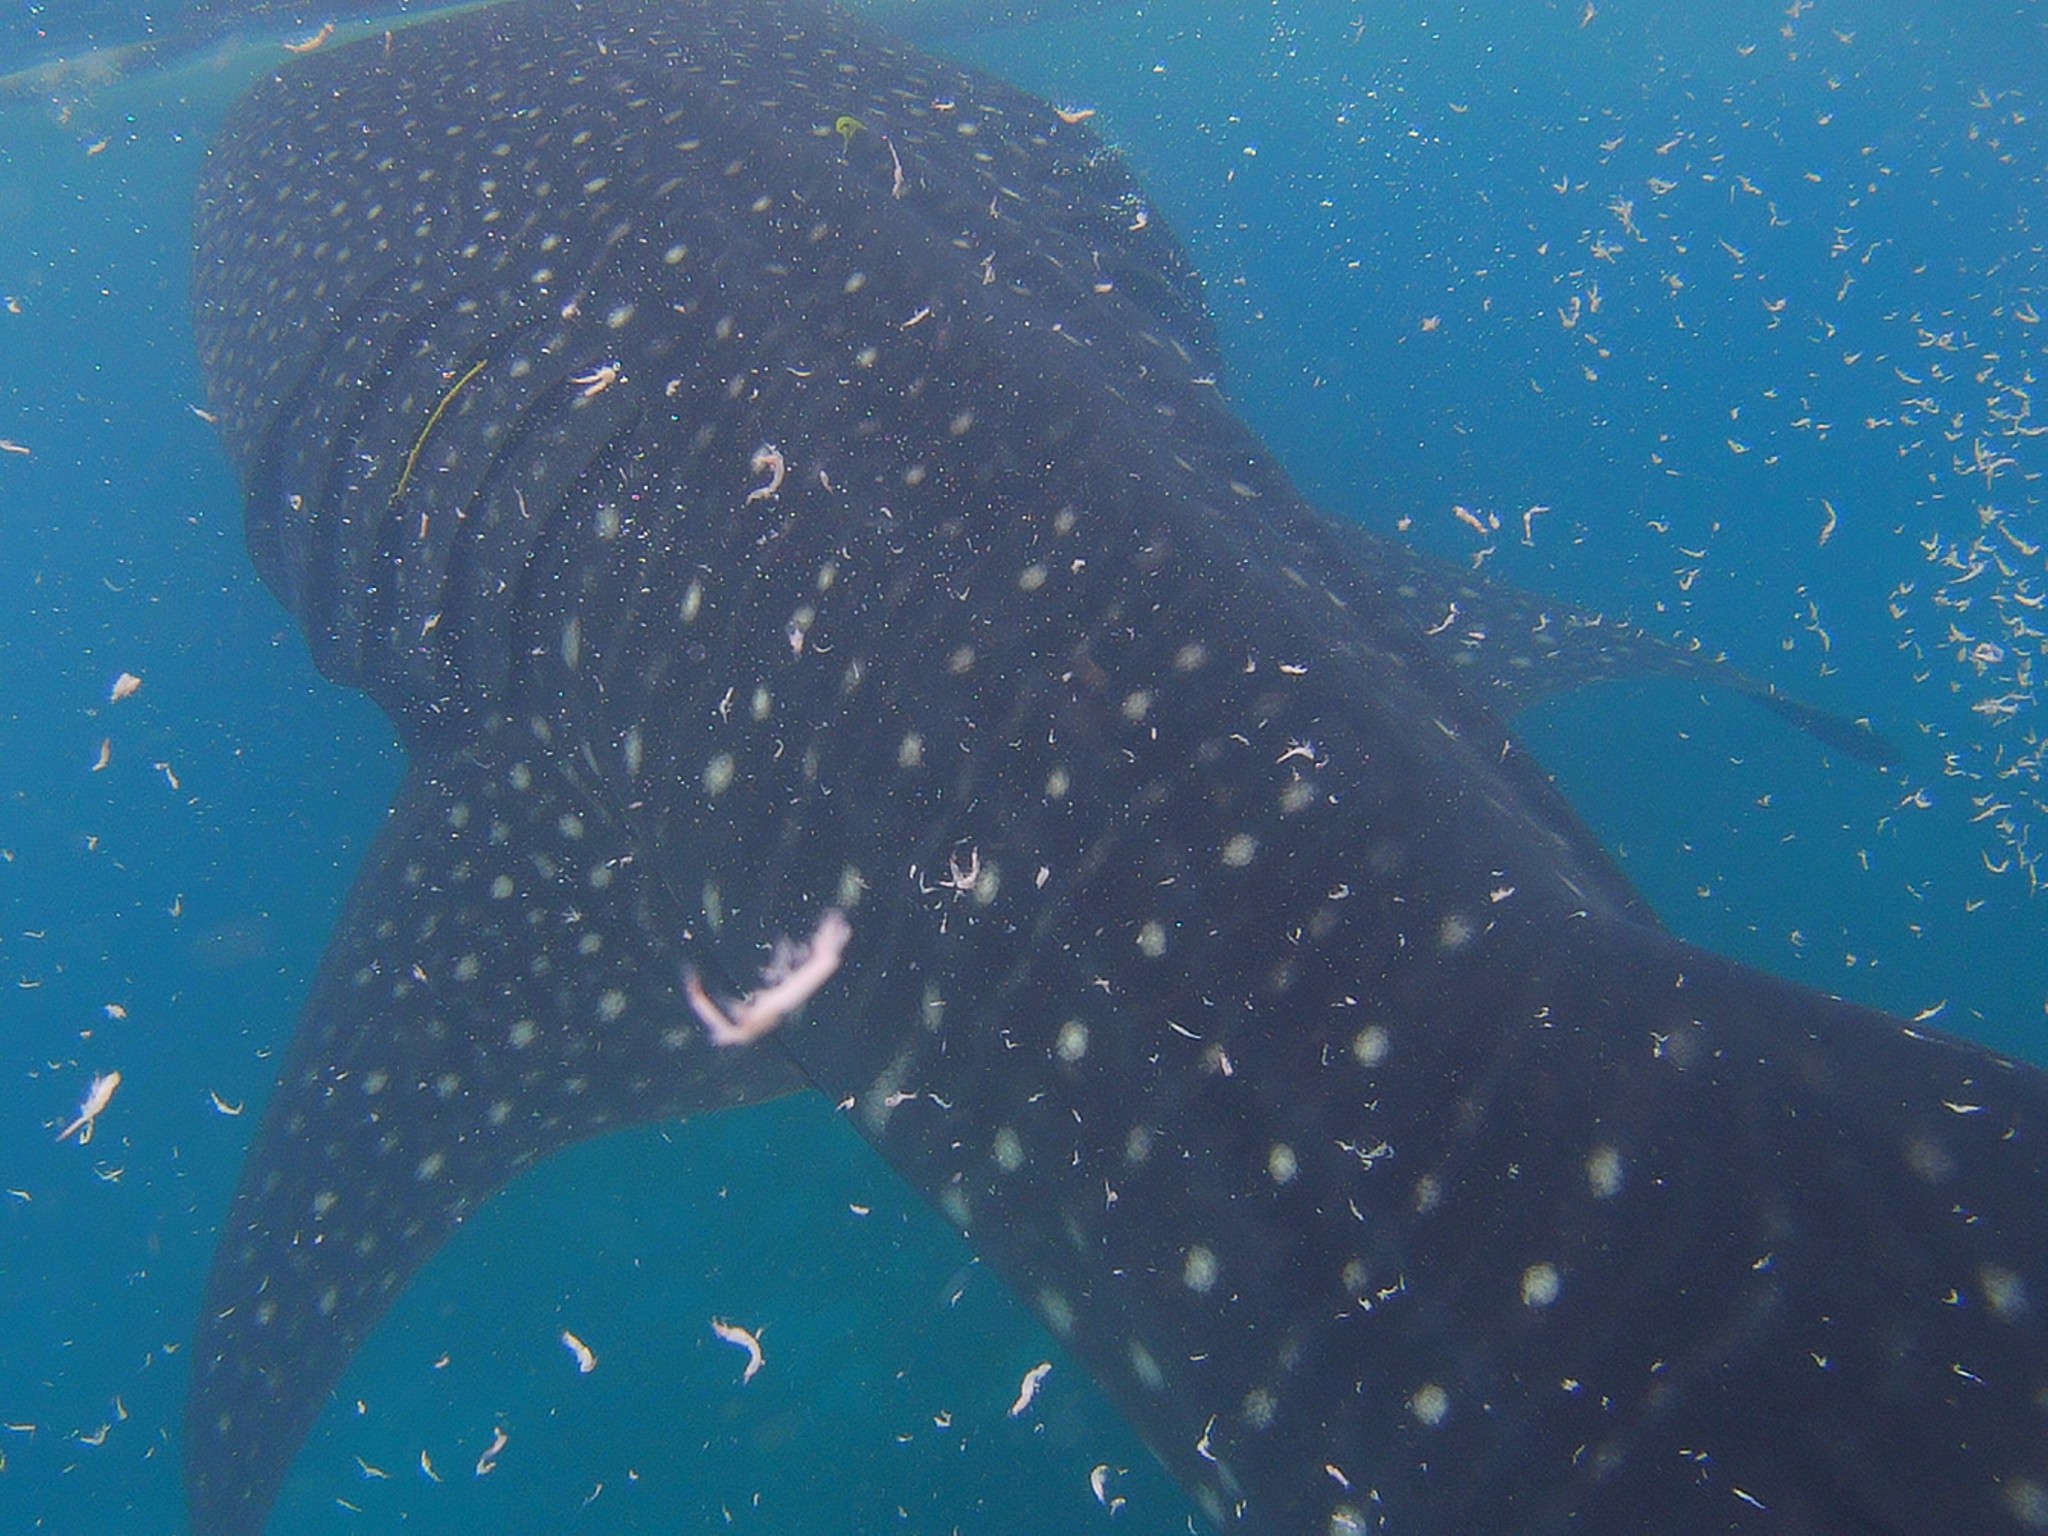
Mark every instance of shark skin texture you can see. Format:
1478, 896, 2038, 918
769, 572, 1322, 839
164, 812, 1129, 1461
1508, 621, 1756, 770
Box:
182, 2, 2047, 1532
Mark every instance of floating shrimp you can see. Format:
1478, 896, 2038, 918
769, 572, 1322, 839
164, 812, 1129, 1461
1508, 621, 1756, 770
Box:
56, 1072, 121, 1145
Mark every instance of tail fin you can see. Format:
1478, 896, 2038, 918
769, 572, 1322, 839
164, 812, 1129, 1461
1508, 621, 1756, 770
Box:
778, 896, 2048, 1533
1447, 922, 2048, 1533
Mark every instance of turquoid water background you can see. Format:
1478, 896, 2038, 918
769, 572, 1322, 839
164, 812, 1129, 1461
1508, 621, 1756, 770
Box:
1, 0, 2042, 1530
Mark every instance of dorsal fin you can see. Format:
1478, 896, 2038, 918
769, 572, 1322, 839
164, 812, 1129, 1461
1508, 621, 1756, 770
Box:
1295, 511, 1898, 765
1405, 541, 1898, 764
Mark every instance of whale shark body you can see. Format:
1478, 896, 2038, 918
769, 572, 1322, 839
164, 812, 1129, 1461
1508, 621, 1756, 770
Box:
184, 1, 2048, 1531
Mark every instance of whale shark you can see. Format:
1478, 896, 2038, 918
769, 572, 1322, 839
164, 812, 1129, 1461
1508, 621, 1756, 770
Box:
184, 0, 2048, 1531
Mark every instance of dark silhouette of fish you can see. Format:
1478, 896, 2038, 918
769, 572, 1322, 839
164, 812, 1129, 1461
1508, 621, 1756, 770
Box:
183, 1, 2047, 1532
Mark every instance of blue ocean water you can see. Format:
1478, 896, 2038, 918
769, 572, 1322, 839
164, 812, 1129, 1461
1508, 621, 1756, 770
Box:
0, 0, 2041, 1531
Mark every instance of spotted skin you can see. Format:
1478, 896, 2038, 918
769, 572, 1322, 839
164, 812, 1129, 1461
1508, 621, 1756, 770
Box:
187, 2, 2047, 1533
184, 742, 805, 1532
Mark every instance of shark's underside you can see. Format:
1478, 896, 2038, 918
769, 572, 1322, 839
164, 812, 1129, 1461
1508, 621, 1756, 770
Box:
185, 1, 2046, 1532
